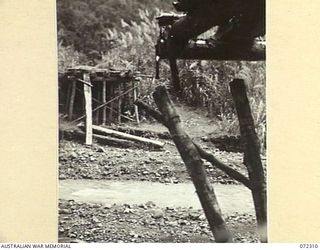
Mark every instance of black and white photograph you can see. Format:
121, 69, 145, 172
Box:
57, 0, 266, 243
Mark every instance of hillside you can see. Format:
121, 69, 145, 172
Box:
57, 0, 173, 55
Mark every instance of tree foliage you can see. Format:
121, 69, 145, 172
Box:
57, 0, 173, 57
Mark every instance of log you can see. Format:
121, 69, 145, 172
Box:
73, 130, 137, 148
92, 133, 136, 148
91, 125, 165, 149
83, 73, 92, 145
152, 86, 232, 242
229, 79, 267, 242
109, 125, 171, 140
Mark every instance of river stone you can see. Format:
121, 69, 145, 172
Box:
166, 221, 178, 227
70, 152, 78, 158
92, 216, 100, 223
59, 174, 67, 180
189, 212, 200, 220
152, 209, 163, 219
199, 214, 206, 221
60, 208, 71, 214
145, 201, 156, 208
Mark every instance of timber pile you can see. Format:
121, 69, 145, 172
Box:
77, 124, 165, 150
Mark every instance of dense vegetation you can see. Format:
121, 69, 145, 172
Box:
57, 0, 266, 152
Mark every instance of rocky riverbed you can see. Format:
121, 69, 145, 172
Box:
59, 200, 259, 243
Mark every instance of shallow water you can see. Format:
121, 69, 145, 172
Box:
60, 180, 254, 215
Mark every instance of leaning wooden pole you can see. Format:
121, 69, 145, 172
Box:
229, 79, 267, 242
152, 86, 232, 243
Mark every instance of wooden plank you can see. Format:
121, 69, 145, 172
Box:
68, 80, 76, 121
91, 125, 165, 149
132, 82, 140, 126
75, 130, 137, 148
102, 80, 107, 125
83, 73, 92, 145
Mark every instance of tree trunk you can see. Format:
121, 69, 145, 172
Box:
152, 86, 232, 242
229, 79, 267, 242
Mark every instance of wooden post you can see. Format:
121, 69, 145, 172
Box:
68, 79, 76, 121
229, 79, 267, 242
108, 85, 114, 123
83, 73, 92, 145
152, 86, 233, 242
65, 81, 71, 114
132, 82, 140, 125
118, 83, 122, 124
94, 84, 100, 124
102, 80, 107, 125
169, 58, 182, 93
